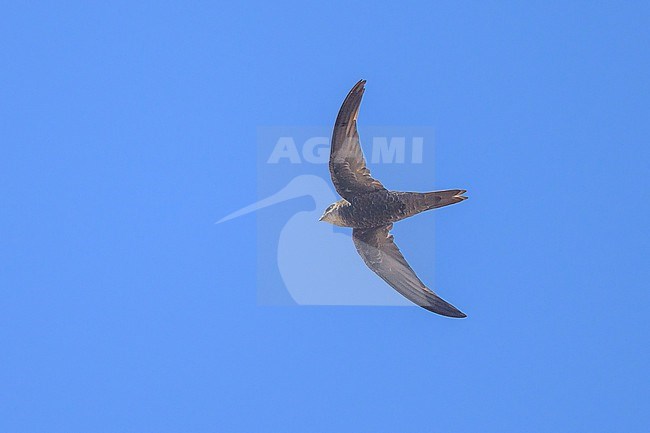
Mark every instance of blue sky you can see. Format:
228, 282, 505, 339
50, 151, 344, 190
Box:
1, 2, 649, 432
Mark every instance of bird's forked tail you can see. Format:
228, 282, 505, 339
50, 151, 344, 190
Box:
422, 189, 467, 210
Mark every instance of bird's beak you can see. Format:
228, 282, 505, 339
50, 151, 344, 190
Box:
318, 215, 324, 222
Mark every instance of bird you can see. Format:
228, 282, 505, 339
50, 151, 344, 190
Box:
319, 79, 468, 318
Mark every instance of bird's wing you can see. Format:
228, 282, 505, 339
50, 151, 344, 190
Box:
352, 225, 466, 318
330, 80, 386, 201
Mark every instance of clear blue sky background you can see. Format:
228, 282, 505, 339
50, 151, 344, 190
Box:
1, 2, 649, 432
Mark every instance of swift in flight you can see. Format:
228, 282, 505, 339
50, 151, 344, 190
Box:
320, 80, 468, 318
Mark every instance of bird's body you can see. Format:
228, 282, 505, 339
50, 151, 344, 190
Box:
320, 80, 469, 318
323, 189, 466, 228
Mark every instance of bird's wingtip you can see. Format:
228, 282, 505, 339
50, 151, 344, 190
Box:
446, 310, 467, 319
423, 298, 467, 318
440, 308, 467, 319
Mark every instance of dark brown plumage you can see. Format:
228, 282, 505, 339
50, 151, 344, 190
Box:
337, 189, 467, 228
319, 80, 468, 318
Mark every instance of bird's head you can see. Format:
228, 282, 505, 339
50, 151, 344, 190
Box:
318, 201, 347, 226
